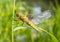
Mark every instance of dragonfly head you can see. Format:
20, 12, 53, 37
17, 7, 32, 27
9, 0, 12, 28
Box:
16, 13, 28, 22
16, 13, 24, 20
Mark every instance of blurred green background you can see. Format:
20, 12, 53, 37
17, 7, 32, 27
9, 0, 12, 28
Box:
0, 0, 60, 42
0, 0, 13, 42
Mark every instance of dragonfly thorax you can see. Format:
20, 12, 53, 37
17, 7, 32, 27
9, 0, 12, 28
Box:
27, 14, 33, 20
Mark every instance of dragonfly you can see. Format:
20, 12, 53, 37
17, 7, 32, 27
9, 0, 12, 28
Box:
16, 6, 51, 32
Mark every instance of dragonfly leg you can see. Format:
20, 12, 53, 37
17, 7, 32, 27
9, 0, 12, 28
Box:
21, 21, 24, 26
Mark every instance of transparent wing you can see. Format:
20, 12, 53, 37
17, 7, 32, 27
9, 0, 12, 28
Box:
33, 6, 42, 15
32, 10, 51, 24
42, 10, 51, 19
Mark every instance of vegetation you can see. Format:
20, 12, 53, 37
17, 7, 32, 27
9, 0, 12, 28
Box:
0, 0, 13, 42
0, 0, 60, 42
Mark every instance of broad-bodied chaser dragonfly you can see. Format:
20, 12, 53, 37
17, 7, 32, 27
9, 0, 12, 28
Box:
16, 6, 51, 32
